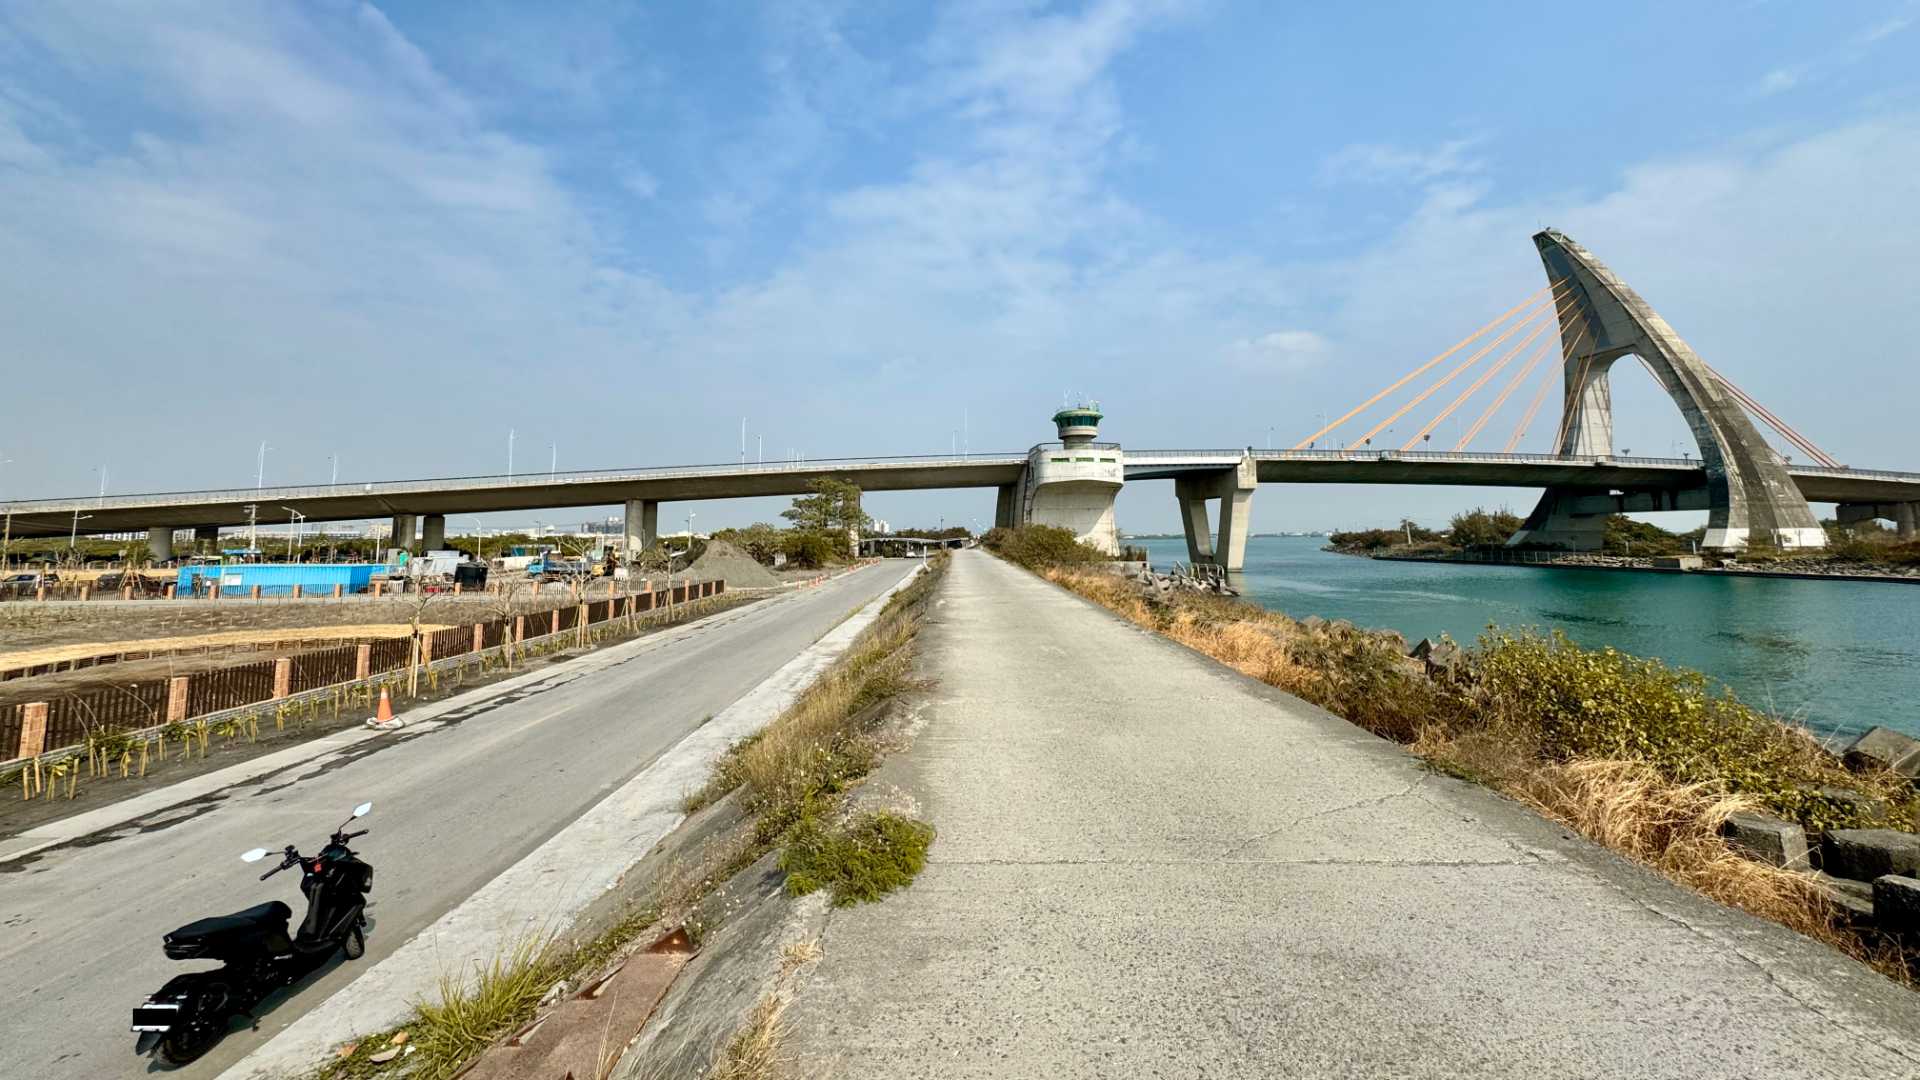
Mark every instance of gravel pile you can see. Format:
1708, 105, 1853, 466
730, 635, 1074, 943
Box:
688, 540, 781, 588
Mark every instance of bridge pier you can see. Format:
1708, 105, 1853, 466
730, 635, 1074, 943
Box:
192, 525, 219, 553
421, 514, 446, 552
1172, 453, 1257, 570
147, 527, 174, 564
389, 514, 416, 556
624, 499, 658, 556
1837, 501, 1919, 539
994, 484, 1017, 530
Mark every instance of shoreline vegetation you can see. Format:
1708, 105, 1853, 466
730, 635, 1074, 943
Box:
982, 524, 1920, 988
1323, 508, 1920, 580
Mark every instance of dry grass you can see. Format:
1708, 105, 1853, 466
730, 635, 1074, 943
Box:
1513, 759, 1910, 985
709, 992, 791, 1080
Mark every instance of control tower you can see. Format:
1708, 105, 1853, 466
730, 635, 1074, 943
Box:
1011, 402, 1124, 553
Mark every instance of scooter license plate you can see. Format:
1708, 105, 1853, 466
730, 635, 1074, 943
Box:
131, 1002, 180, 1032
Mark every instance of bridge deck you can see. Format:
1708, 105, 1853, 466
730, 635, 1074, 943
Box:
3, 450, 1916, 538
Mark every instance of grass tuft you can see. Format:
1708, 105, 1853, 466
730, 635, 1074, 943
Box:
781, 811, 935, 906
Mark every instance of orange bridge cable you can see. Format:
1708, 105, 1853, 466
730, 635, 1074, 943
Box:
1347, 297, 1560, 450
1505, 360, 1560, 452
1400, 314, 1556, 450
1504, 318, 1591, 453
1702, 364, 1841, 466
1454, 336, 1557, 450
1705, 367, 1826, 462
1290, 282, 1564, 450
1454, 294, 1583, 451
1546, 320, 1607, 454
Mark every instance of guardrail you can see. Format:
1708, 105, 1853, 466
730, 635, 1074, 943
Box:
0, 579, 725, 765
0, 454, 1030, 514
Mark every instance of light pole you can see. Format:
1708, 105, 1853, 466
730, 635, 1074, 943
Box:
329, 454, 339, 485
281, 507, 305, 561
507, 428, 516, 478
96, 464, 108, 506
244, 503, 259, 554
69, 511, 92, 554
757, 434, 763, 464
256, 442, 271, 490
549, 442, 556, 479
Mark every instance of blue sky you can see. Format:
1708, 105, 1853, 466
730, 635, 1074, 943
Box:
1, 1, 1916, 533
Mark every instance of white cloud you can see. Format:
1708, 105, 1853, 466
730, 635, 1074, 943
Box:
1319, 137, 1484, 186
1227, 330, 1330, 373
1749, 13, 1912, 97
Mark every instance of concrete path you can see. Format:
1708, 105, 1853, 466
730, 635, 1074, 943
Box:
786, 551, 1920, 1079
0, 561, 914, 1080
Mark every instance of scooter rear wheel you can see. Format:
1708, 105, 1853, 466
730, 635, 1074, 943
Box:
157, 1022, 222, 1066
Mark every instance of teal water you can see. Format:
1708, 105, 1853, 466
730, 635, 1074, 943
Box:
1135, 536, 1920, 742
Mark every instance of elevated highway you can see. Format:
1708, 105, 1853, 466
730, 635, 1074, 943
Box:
4, 450, 1918, 553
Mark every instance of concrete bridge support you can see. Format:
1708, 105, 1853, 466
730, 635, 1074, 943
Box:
624, 499, 658, 556
421, 514, 446, 552
147, 527, 174, 564
1509, 230, 1825, 552
1173, 453, 1257, 571
389, 514, 416, 555
994, 484, 1018, 530
1837, 501, 1918, 539
192, 525, 219, 553
1022, 449, 1122, 555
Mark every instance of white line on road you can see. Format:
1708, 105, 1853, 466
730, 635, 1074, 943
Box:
220, 562, 924, 1080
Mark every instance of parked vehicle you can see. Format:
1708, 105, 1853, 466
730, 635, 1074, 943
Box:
531, 557, 589, 581
131, 802, 375, 1065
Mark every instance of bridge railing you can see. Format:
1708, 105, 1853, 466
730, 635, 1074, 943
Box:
0, 452, 1030, 514
1129, 448, 1920, 478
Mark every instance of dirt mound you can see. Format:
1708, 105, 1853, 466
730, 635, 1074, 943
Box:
688, 540, 781, 588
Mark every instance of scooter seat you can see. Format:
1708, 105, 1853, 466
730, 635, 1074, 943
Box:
167, 901, 293, 943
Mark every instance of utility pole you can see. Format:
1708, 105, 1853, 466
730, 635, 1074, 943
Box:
507, 428, 516, 478
549, 442, 556, 479
256, 442, 271, 490
329, 454, 338, 485
757, 434, 763, 464
740, 418, 747, 464
245, 503, 259, 554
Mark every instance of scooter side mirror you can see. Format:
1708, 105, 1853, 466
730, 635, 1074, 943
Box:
352, 802, 373, 818
241, 848, 269, 863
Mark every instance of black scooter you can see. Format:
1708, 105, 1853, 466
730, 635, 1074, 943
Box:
132, 801, 376, 1066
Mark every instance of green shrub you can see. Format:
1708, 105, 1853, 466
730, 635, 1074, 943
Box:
780, 530, 842, 569
1477, 629, 1913, 832
982, 524, 1110, 569
1446, 508, 1524, 547
781, 811, 935, 906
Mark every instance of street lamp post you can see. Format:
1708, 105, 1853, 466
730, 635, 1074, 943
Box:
256, 442, 271, 490
282, 507, 305, 561
507, 429, 516, 478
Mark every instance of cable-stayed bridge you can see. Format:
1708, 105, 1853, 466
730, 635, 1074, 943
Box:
4, 231, 1914, 569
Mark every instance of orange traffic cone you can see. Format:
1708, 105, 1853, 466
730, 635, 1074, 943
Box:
367, 686, 402, 730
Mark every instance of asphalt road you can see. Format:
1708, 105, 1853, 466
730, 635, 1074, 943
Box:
0, 560, 914, 1080
785, 551, 1920, 1079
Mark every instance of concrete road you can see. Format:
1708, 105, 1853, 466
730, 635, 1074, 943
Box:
0, 560, 916, 1080
786, 551, 1920, 1078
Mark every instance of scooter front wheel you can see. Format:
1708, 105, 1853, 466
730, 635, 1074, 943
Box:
342, 924, 365, 960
